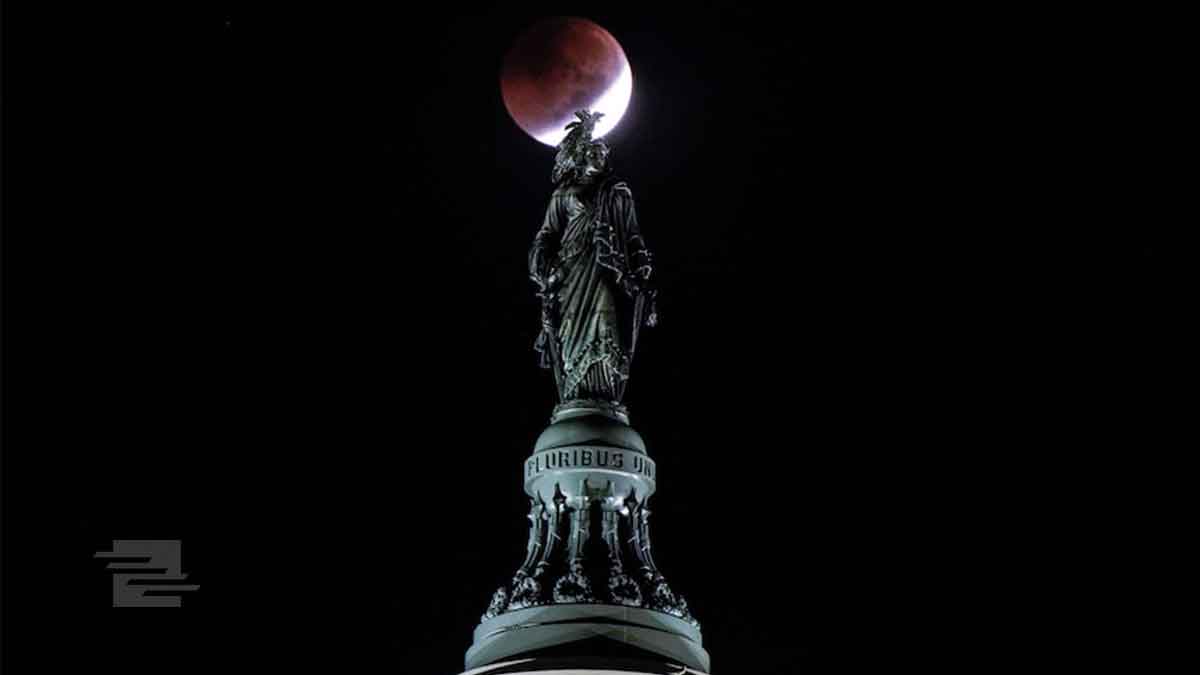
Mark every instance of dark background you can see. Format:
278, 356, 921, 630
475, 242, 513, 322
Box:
2, 3, 1171, 674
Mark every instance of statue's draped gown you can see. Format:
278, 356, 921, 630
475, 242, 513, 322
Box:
530, 175, 654, 402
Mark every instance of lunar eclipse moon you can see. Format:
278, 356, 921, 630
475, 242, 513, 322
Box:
500, 17, 632, 146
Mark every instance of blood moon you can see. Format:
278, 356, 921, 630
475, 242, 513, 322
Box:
500, 17, 632, 146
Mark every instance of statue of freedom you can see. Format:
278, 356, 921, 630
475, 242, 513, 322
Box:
529, 109, 659, 411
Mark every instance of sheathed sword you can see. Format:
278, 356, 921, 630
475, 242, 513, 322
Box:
631, 288, 654, 356
539, 288, 565, 392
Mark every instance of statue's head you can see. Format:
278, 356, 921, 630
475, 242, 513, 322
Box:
578, 139, 610, 179
552, 109, 612, 185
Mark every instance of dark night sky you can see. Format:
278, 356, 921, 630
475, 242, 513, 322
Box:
2, 3, 1173, 674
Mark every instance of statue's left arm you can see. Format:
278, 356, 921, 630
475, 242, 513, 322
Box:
610, 183, 658, 327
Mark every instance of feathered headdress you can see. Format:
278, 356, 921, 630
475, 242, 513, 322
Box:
552, 109, 608, 184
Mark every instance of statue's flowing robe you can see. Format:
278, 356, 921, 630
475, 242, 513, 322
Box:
530, 176, 654, 401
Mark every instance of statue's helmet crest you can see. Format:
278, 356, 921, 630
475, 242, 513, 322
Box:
552, 109, 611, 185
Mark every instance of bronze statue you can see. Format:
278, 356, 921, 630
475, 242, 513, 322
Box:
529, 110, 659, 410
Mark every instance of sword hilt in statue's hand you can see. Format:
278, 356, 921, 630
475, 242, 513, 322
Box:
545, 265, 563, 290
637, 288, 659, 328
538, 288, 558, 330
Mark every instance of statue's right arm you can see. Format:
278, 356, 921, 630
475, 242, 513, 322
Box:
529, 192, 564, 288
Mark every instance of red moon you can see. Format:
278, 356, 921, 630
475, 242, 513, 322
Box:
500, 17, 633, 146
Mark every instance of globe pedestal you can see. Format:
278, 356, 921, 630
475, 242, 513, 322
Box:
465, 410, 708, 674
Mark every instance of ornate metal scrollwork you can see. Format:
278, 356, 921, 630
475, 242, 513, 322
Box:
481, 586, 509, 622
552, 489, 596, 603
484, 484, 694, 625
604, 506, 642, 607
